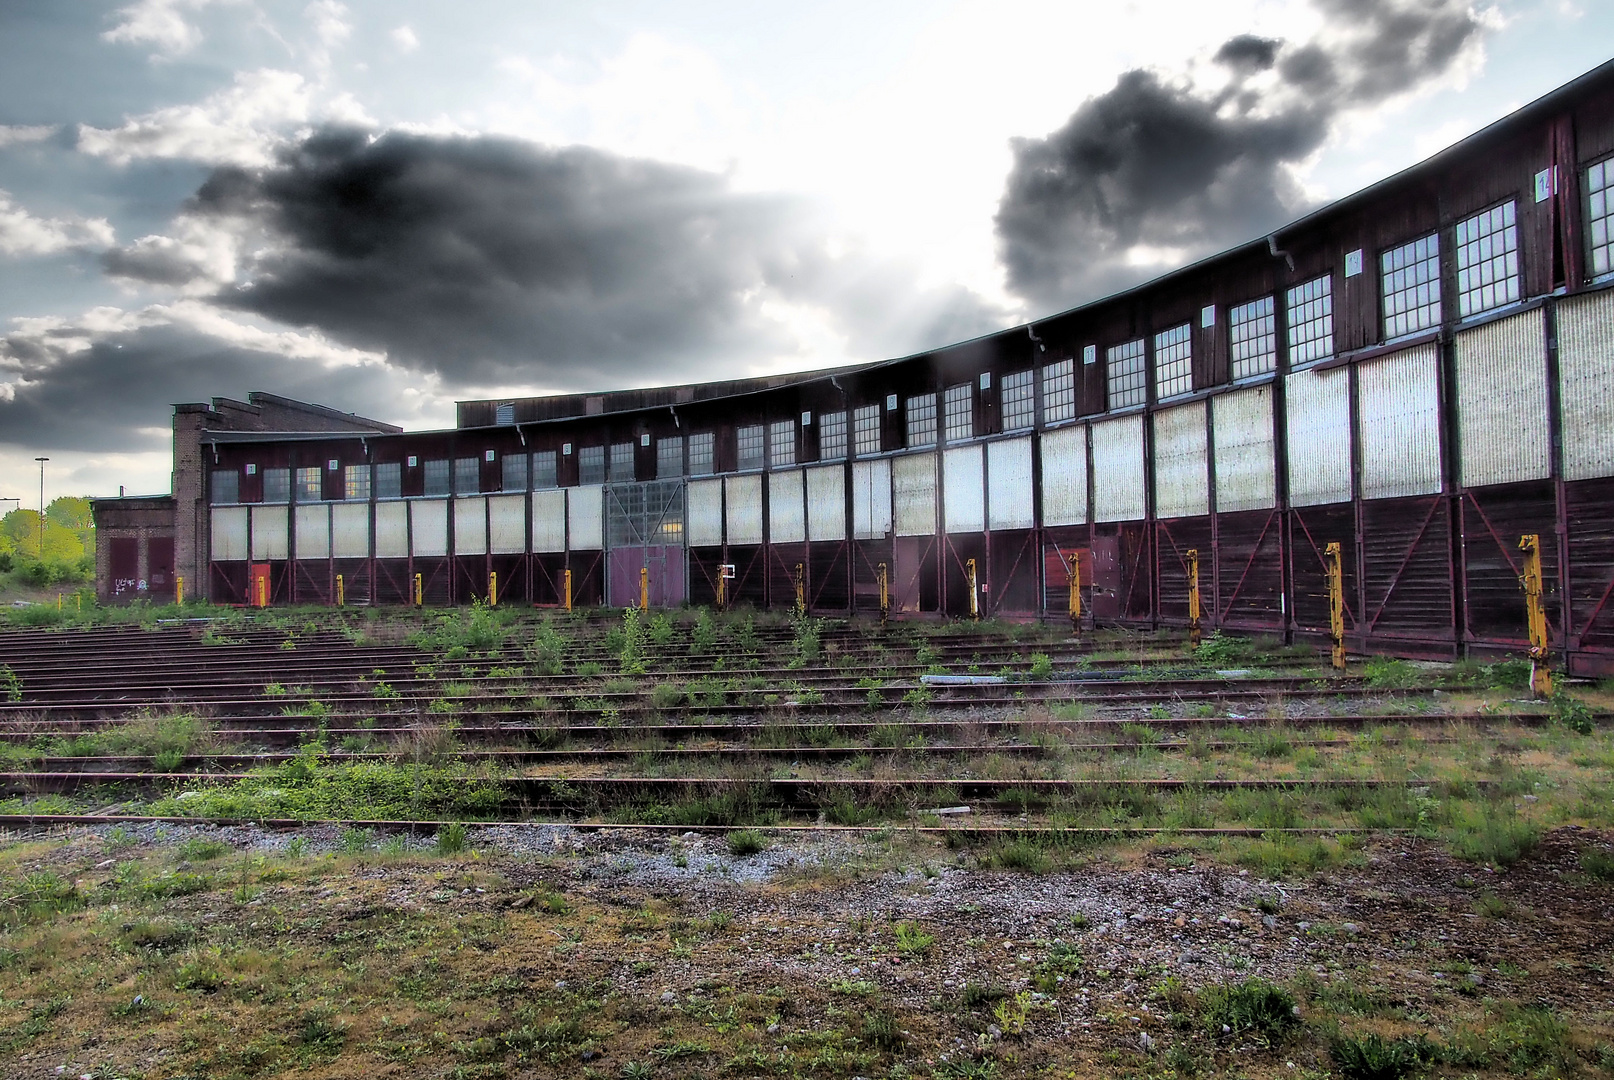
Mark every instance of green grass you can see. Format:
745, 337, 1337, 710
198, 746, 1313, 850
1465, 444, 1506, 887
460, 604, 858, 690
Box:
1195, 978, 1300, 1045
725, 829, 767, 856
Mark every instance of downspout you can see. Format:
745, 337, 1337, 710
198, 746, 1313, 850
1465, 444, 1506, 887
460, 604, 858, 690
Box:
1266, 233, 1296, 272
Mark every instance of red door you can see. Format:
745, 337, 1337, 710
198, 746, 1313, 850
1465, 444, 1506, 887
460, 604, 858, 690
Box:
147, 537, 175, 600
250, 563, 272, 607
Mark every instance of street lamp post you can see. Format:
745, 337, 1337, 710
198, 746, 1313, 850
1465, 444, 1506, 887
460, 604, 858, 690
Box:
34, 458, 48, 557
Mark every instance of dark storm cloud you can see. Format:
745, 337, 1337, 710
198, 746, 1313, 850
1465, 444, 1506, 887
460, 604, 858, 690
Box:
995, 0, 1485, 310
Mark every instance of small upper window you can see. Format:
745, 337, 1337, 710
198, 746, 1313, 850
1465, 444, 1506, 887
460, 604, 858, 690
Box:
1286, 275, 1334, 367
853, 404, 882, 456
532, 451, 558, 489
262, 468, 290, 504
737, 425, 765, 471
657, 436, 683, 479
211, 469, 239, 505
1590, 159, 1614, 276
943, 383, 973, 442
297, 465, 323, 502
1001, 370, 1034, 430
819, 410, 848, 460
1456, 200, 1519, 318
1041, 360, 1075, 423
454, 457, 479, 494
501, 453, 528, 491
905, 393, 937, 448
1107, 339, 1147, 409
578, 445, 606, 486
608, 442, 635, 483
374, 462, 401, 499
1382, 233, 1441, 339
688, 432, 715, 476
769, 420, 796, 467
1153, 324, 1193, 400
423, 459, 450, 496
344, 464, 370, 501
1229, 296, 1276, 380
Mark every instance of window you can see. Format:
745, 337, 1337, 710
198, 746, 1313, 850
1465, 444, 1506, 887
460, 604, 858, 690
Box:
1001, 370, 1034, 430
1107, 339, 1147, 409
609, 442, 635, 483
819, 410, 848, 460
905, 393, 937, 448
1590, 158, 1614, 276
297, 466, 323, 502
532, 451, 558, 489
1153, 324, 1192, 400
769, 420, 795, 467
1382, 233, 1441, 339
737, 425, 765, 471
495, 402, 515, 425
578, 445, 605, 485
1286, 275, 1334, 367
374, 462, 401, 499
454, 457, 479, 494
1041, 359, 1076, 423
210, 469, 239, 505
657, 436, 684, 479
943, 383, 973, 442
501, 453, 528, 491
1229, 296, 1276, 379
344, 465, 370, 501
688, 433, 715, 476
1456, 200, 1519, 318
423, 459, 450, 496
262, 467, 290, 504
853, 404, 882, 456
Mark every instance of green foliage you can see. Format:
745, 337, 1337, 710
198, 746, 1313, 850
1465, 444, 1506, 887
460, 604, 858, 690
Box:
1196, 978, 1299, 1045
1550, 687, 1595, 735
788, 617, 823, 669
1579, 846, 1614, 882
524, 621, 569, 676
614, 606, 650, 674
0, 665, 20, 703
992, 839, 1053, 874
1028, 653, 1054, 680
411, 599, 510, 656
649, 682, 685, 709
1031, 942, 1083, 992
1441, 800, 1541, 867
690, 608, 718, 653
892, 920, 934, 955
435, 821, 468, 855
860, 1010, 905, 1050
176, 836, 228, 861
1363, 656, 1421, 689
726, 829, 767, 856
1329, 1032, 1437, 1080
1195, 631, 1257, 665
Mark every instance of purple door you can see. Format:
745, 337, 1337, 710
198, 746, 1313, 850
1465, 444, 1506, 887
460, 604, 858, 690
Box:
608, 546, 686, 608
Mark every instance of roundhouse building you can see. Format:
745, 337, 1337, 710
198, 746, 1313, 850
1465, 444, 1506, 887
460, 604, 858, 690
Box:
94, 60, 1614, 674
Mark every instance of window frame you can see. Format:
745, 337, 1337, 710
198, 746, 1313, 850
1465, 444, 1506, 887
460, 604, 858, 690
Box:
736, 424, 766, 472
1106, 338, 1147, 410
1380, 232, 1442, 340
1152, 323, 1193, 401
818, 409, 848, 460
853, 404, 882, 457
943, 383, 973, 443
905, 392, 937, 448
374, 461, 402, 499
1454, 199, 1520, 319
1228, 295, 1277, 380
1285, 274, 1334, 368
688, 432, 716, 476
768, 419, 796, 468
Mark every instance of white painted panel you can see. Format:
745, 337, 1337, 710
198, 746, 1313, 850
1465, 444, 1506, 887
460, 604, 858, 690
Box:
943, 444, 985, 533
1285, 366, 1353, 506
373, 502, 407, 558
893, 452, 938, 537
1455, 308, 1549, 488
1212, 386, 1276, 512
1039, 426, 1087, 526
1152, 401, 1209, 519
568, 485, 604, 550
454, 496, 487, 556
1359, 342, 1442, 499
987, 437, 1035, 530
250, 505, 288, 561
530, 489, 567, 552
1091, 415, 1146, 522
488, 494, 527, 554
294, 503, 330, 560
806, 465, 845, 541
851, 459, 892, 539
687, 479, 724, 547
1556, 289, 1614, 480
411, 499, 448, 557
211, 506, 248, 562
331, 502, 370, 559
725, 474, 763, 545
769, 469, 806, 543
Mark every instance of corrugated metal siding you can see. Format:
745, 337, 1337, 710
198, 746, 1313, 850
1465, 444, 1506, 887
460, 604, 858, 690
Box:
943, 445, 985, 533
331, 503, 369, 559
1212, 386, 1275, 512
1152, 402, 1208, 519
411, 499, 448, 557
211, 507, 248, 562
725, 474, 763, 545
1359, 342, 1442, 500
1285, 366, 1353, 506
769, 469, 806, 544
806, 465, 845, 541
686, 479, 723, 547
251, 505, 288, 560
530, 490, 567, 552
295, 504, 330, 560
987, 437, 1034, 530
568, 485, 604, 550
893, 452, 938, 537
454, 496, 487, 556
373, 502, 407, 558
852, 459, 892, 539
488, 495, 526, 554
1091, 415, 1146, 522
1040, 425, 1087, 526
1557, 289, 1614, 480
1455, 308, 1549, 487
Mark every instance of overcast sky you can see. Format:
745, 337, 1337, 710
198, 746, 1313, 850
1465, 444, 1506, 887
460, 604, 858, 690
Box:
1, 0, 1611, 499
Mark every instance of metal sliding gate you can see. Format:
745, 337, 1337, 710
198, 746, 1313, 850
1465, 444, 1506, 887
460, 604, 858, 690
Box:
605, 480, 687, 608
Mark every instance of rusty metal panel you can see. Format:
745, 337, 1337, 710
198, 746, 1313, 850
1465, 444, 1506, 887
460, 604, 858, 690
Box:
488, 494, 526, 554
1557, 289, 1614, 480
987, 436, 1034, 530
1091, 414, 1146, 522
686, 479, 723, 547
250, 505, 288, 561
1039, 425, 1087, 526
531, 489, 567, 552
769, 469, 806, 544
1152, 401, 1208, 519
1455, 308, 1549, 487
852, 458, 892, 539
331, 502, 369, 559
1359, 342, 1442, 500
568, 485, 604, 550
211, 506, 248, 562
893, 452, 938, 537
373, 501, 407, 558
295, 504, 330, 560
1285, 366, 1353, 506
806, 465, 845, 541
411, 499, 448, 557
943, 445, 985, 533
1212, 386, 1275, 512
454, 496, 487, 556
725, 474, 763, 545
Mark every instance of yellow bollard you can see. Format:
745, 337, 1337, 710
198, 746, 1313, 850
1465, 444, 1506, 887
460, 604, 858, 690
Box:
257, 573, 268, 609
176, 576, 184, 607
489, 571, 498, 607
563, 568, 573, 612
1066, 552, 1082, 632
794, 562, 805, 617
1186, 548, 1201, 649
1519, 534, 1552, 698
639, 567, 649, 610
57, 593, 62, 612
877, 562, 889, 626
336, 574, 345, 607
717, 564, 734, 612
414, 572, 423, 607
76, 593, 81, 612
965, 558, 979, 620
1325, 542, 1346, 671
